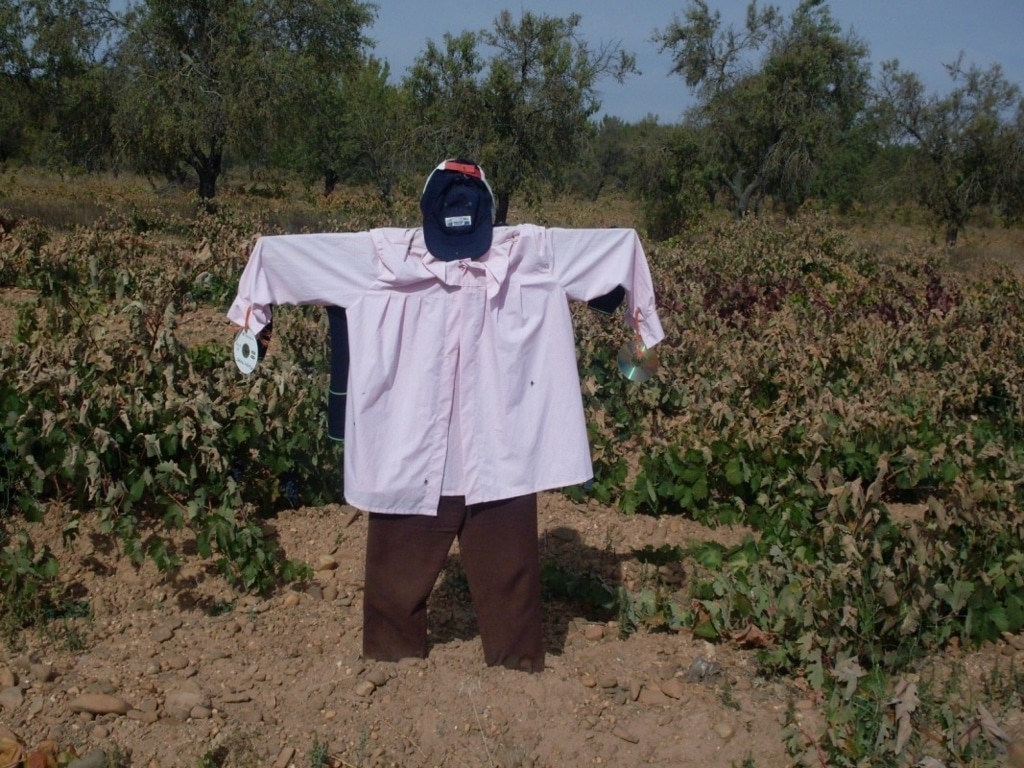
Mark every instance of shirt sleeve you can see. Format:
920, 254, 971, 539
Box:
226, 233, 378, 333
547, 227, 666, 349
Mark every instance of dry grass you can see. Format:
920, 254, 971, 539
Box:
834, 211, 1024, 278
0, 167, 643, 231
2, 168, 1022, 270
0, 167, 198, 230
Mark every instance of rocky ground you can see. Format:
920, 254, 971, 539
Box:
0, 493, 813, 768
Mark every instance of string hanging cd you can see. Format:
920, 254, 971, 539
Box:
234, 328, 260, 374
617, 337, 659, 383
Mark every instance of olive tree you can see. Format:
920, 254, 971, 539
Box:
331, 58, 415, 206
0, 0, 119, 168
655, 0, 871, 217
406, 10, 637, 224
112, 0, 376, 199
406, 30, 489, 164
874, 55, 1024, 245
994, 106, 1024, 226
280, 55, 413, 204
0, 0, 37, 157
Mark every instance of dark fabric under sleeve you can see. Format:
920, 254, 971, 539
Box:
327, 306, 349, 442
587, 285, 626, 315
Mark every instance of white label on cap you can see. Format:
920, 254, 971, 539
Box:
444, 215, 472, 228
234, 328, 260, 374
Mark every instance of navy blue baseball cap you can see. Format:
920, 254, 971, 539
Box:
420, 159, 495, 261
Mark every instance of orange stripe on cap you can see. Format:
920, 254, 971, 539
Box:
443, 160, 482, 178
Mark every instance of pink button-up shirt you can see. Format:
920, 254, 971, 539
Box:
227, 224, 664, 515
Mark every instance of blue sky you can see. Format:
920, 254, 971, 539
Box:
368, 0, 1024, 123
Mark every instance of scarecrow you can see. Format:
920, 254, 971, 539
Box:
228, 159, 664, 672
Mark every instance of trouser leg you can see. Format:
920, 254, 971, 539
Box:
363, 493, 544, 671
459, 493, 545, 672
362, 498, 462, 661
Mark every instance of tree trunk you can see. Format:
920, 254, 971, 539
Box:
188, 140, 223, 201
945, 223, 959, 247
494, 191, 510, 227
723, 169, 762, 219
324, 168, 339, 196
197, 155, 221, 199
738, 176, 763, 218
377, 176, 394, 213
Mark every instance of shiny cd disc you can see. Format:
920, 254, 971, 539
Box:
617, 339, 659, 382
234, 328, 260, 374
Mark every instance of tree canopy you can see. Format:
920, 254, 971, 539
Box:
0, 0, 119, 166
874, 55, 1024, 244
655, 0, 871, 217
111, 0, 376, 198
407, 10, 637, 223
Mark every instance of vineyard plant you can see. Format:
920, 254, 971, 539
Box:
2, 176, 1024, 766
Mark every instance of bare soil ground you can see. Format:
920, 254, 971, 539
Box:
3, 492, 804, 768
3, 291, 1024, 768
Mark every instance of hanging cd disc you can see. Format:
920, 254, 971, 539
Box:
617, 339, 659, 382
234, 328, 260, 374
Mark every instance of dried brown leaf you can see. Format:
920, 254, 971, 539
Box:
731, 623, 776, 649
977, 702, 1010, 747
890, 678, 919, 755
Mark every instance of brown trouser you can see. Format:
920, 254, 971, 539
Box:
363, 493, 544, 672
